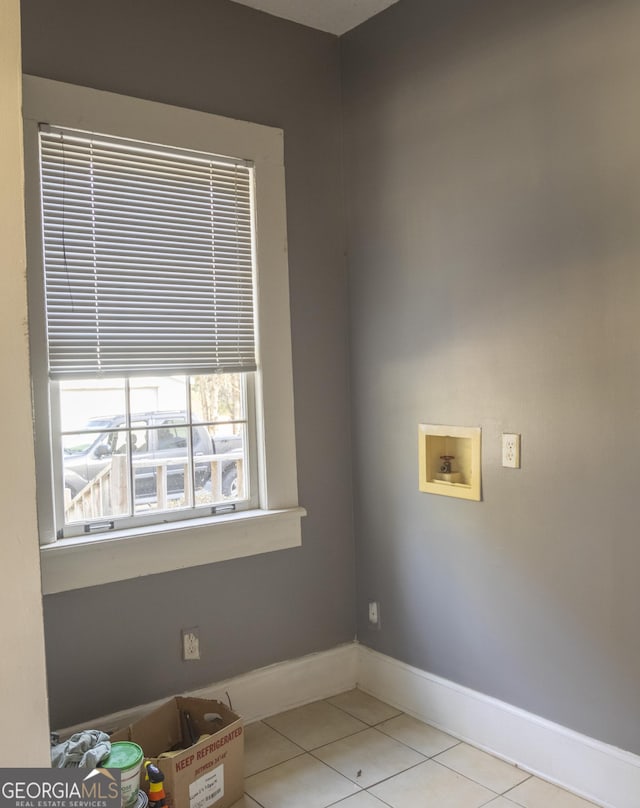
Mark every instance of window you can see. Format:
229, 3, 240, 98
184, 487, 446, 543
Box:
39, 124, 257, 536
58, 374, 251, 531
23, 76, 304, 593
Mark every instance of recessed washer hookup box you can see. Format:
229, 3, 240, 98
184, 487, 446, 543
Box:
110, 697, 243, 808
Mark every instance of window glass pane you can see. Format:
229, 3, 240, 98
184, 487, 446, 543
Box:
63, 430, 131, 523
195, 424, 246, 506
60, 380, 126, 432
134, 425, 192, 515
156, 423, 188, 451
190, 374, 243, 423
129, 376, 188, 417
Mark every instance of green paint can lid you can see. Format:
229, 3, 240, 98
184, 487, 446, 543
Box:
102, 741, 144, 771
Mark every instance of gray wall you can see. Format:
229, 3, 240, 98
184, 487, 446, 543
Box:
21, 0, 355, 729
23, 0, 640, 756
342, 0, 640, 754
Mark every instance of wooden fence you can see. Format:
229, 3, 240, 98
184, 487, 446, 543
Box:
64, 452, 242, 523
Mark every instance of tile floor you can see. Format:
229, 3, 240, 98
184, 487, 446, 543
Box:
230, 689, 601, 808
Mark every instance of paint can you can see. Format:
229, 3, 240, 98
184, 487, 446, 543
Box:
101, 741, 144, 808
134, 790, 149, 808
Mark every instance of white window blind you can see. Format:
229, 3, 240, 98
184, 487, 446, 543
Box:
39, 125, 257, 379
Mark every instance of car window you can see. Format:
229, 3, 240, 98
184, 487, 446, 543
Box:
157, 423, 188, 450
109, 431, 124, 455
131, 421, 149, 454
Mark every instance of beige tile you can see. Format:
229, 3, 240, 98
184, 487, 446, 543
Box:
244, 720, 304, 776
435, 743, 530, 793
327, 689, 402, 725
369, 759, 495, 808
230, 797, 262, 808
506, 777, 601, 808
377, 713, 459, 757
245, 753, 361, 808
263, 699, 368, 750
332, 792, 391, 807
483, 799, 520, 808
312, 727, 425, 788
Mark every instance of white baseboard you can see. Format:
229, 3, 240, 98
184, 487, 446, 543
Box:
190, 642, 358, 722
59, 642, 358, 736
357, 645, 640, 808
59, 641, 640, 808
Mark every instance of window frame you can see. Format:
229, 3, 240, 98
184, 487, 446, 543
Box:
23, 75, 304, 594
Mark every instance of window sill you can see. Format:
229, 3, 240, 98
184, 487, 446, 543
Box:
40, 506, 306, 594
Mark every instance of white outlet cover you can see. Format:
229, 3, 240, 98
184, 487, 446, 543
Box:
182, 628, 200, 660
502, 433, 521, 468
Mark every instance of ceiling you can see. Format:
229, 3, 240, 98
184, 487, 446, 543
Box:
228, 0, 400, 35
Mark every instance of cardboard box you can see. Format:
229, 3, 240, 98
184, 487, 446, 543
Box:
111, 697, 243, 808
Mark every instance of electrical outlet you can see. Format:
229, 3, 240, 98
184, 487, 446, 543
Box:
182, 627, 200, 661
502, 433, 521, 468
368, 601, 380, 628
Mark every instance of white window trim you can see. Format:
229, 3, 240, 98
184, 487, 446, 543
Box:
23, 75, 304, 594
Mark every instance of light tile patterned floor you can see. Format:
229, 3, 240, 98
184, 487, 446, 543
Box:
231, 689, 601, 808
